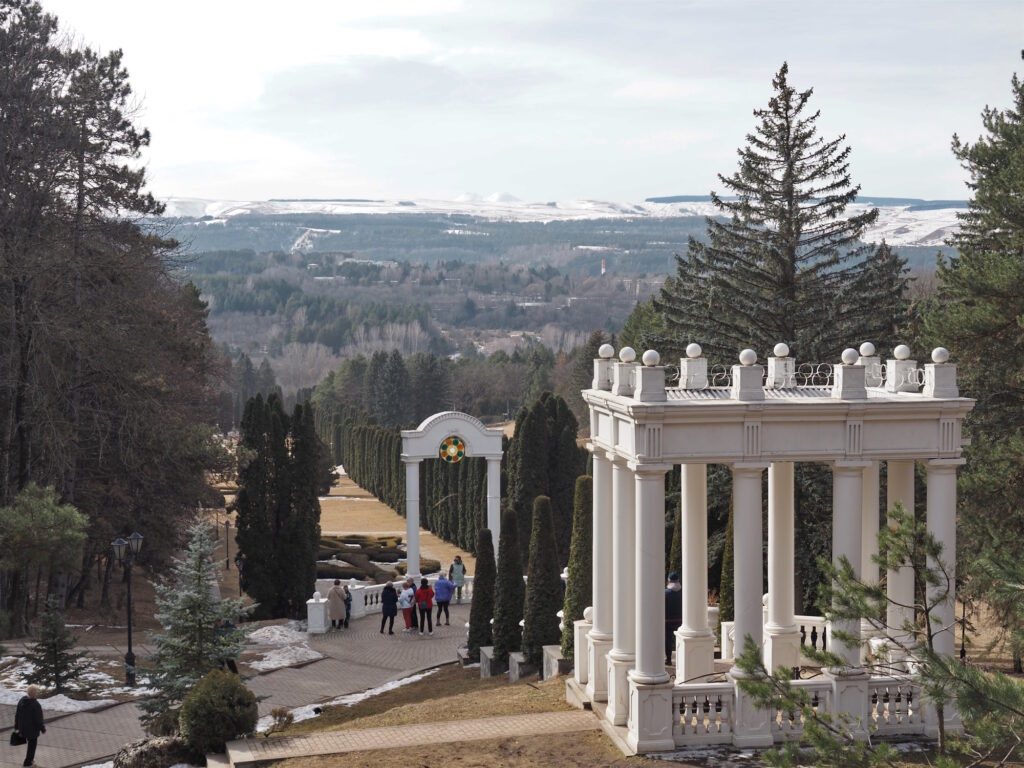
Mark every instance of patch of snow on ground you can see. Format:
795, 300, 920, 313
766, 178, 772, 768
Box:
0, 686, 115, 711
246, 620, 307, 645
255, 668, 438, 732
249, 643, 323, 671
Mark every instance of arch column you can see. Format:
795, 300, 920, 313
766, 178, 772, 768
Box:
486, 457, 501, 558
403, 458, 421, 578
728, 462, 772, 749
605, 456, 635, 726
586, 450, 613, 702
765, 461, 800, 673
676, 463, 715, 683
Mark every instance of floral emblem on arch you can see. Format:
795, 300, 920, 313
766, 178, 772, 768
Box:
439, 435, 466, 464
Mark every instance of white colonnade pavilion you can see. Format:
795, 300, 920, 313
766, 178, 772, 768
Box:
400, 411, 504, 577
569, 341, 973, 754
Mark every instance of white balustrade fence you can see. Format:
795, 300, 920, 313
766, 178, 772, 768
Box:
673, 682, 735, 746
869, 677, 924, 735
770, 679, 832, 742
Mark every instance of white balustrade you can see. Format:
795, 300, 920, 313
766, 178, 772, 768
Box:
312, 575, 477, 618
868, 677, 924, 735
673, 682, 735, 746
770, 679, 832, 742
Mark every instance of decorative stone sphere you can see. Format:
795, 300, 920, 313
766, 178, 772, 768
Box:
739, 348, 757, 366
312, 591, 322, 600
583, 606, 594, 621
841, 348, 859, 365
932, 346, 950, 364
685, 342, 702, 359
773, 342, 790, 358
894, 344, 911, 361
598, 343, 615, 359
642, 349, 660, 367
859, 341, 876, 357
619, 346, 637, 363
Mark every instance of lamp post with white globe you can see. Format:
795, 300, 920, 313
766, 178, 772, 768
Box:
111, 531, 143, 686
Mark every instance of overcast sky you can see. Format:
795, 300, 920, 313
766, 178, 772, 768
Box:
41, 0, 1021, 202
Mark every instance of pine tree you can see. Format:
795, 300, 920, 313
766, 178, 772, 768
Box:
922, 63, 1024, 669
655, 62, 903, 366
141, 521, 247, 734
467, 527, 496, 662
492, 507, 525, 664
561, 476, 592, 659
25, 596, 89, 694
522, 496, 563, 667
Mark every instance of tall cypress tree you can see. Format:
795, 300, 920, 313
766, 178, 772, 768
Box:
655, 62, 903, 365
467, 526, 496, 662
522, 496, 563, 667
492, 507, 525, 664
561, 476, 592, 659
508, 403, 549, 564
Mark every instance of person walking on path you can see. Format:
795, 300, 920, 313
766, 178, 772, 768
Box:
380, 581, 398, 634
665, 571, 683, 666
449, 555, 468, 604
343, 584, 352, 628
434, 572, 455, 626
14, 685, 45, 767
414, 577, 434, 635
327, 580, 347, 631
398, 578, 416, 632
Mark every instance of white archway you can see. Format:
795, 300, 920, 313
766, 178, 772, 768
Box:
400, 411, 504, 577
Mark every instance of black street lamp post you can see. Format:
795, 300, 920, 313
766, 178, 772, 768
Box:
225, 518, 231, 570
111, 531, 143, 686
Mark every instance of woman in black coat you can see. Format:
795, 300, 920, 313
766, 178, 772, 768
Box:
14, 684, 45, 767
380, 581, 399, 635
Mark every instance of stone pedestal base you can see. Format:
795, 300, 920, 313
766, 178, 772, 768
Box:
763, 625, 801, 673
826, 667, 870, 740
479, 646, 506, 678
574, 620, 592, 685
542, 645, 572, 680
606, 653, 635, 726
675, 629, 715, 684
586, 634, 612, 702
509, 651, 537, 683
728, 670, 773, 747
925, 701, 963, 738
626, 679, 676, 753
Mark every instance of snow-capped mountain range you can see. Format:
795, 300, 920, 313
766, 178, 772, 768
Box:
162, 194, 966, 248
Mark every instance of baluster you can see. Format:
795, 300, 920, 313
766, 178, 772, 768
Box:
810, 626, 818, 650
800, 624, 807, 646
821, 626, 827, 651
811, 691, 819, 710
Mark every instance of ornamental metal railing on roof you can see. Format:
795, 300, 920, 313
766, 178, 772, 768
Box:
664, 358, 930, 392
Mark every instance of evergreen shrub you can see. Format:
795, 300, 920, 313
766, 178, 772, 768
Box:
493, 507, 525, 663
561, 475, 592, 659
178, 670, 257, 754
467, 527, 496, 661
522, 496, 563, 667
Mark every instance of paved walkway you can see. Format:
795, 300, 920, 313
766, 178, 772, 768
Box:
227, 711, 599, 765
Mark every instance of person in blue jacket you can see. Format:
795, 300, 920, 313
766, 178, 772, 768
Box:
434, 572, 455, 626
380, 581, 398, 634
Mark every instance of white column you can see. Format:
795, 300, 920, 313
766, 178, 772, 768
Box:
729, 462, 772, 748
404, 459, 421, 578
586, 451, 614, 702
926, 460, 960, 659
831, 461, 867, 669
886, 460, 915, 644
676, 463, 715, 682
926, 458, 963, 737
486, 457, 501, 559
765, 461, 800, 673
631, 467, 670, 685
731, 463, 767, 668
626, 465, 675, 753
860, 462, 882, 658
828, 460, 870, 740
606, 457, 636, 726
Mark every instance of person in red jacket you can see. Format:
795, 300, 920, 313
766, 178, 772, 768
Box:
414, 577, 434, 635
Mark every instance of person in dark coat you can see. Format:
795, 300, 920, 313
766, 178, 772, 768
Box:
665, 571, 683, 667
380, 581, 399, 634
14, 685, 45, 767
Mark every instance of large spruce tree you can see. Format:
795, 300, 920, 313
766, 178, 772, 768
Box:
922, 62, 1024, 667
655, 62, 904, 365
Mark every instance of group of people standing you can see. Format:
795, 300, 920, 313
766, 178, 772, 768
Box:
326, 556, 470, 637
